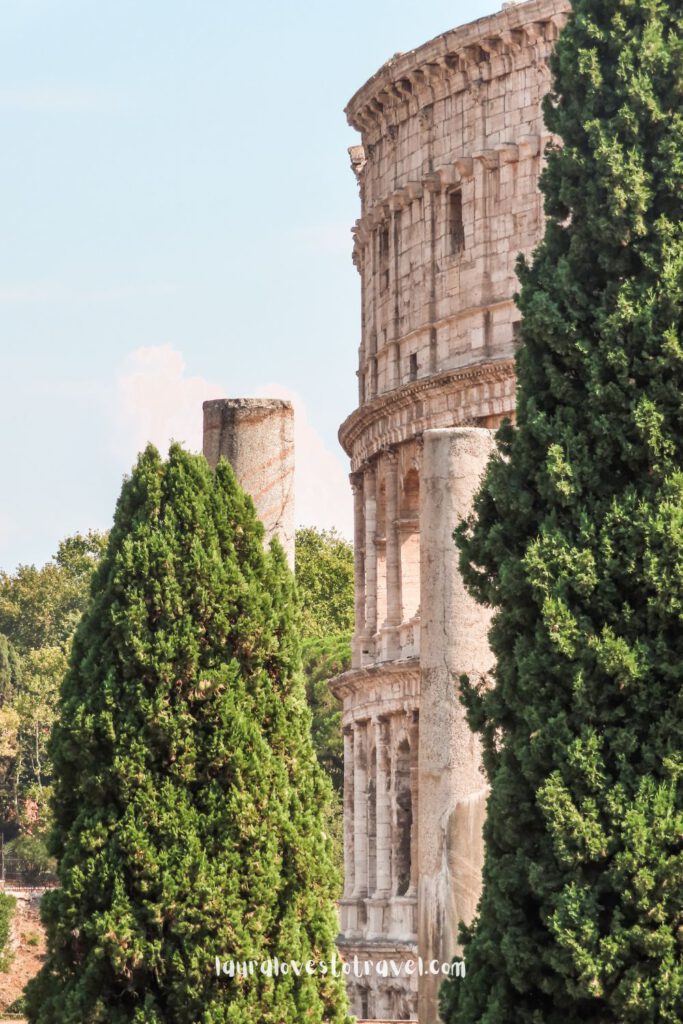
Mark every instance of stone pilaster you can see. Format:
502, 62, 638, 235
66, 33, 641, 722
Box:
351, 474, 366, 669
374, 717, 392, 897
343, 727, 355, 899
382, 449, 402, 661
352, 720, 369, 900
363, 464, 378, 657
417, 427, 495, 1024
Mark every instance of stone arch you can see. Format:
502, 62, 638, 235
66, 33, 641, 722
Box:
367, 745, 377, 895
376, 475, 387, 630
403, 466, 419, 513
360, 983, 370, 1020
394, 737, 413, 896
399, 468, 420, 621
350, 981, 370, 1020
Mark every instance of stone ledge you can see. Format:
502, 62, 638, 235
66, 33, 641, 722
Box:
345, 0, 569, 134
329, 658, 420, 703
338, 359, 515, 468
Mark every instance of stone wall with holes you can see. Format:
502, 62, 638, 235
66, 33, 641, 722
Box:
347, 0, 569, 412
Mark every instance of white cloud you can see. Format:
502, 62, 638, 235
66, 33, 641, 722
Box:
114, 345, 219, 459
114, 346, 353, 539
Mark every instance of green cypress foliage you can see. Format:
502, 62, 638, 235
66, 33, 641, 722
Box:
441, 3, 683, 1022
25, 445, 349, 1024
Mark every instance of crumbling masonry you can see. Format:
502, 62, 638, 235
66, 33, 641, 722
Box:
331, 1, 570, 1020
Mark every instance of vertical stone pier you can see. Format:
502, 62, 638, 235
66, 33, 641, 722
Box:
417, 427, 495, 1024
202, 398, 295, 567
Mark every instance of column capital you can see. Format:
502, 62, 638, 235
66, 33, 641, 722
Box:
382, 444, 400, 465
363, 459, 378, 483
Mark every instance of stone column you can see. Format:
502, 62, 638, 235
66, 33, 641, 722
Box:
351, 475, 366, 669
352, 720, 369, 901
343, 727, 355, 899
423, 178, 440, 374
363, 464, 378, 658
383, 449, 402, 660
374, 717, 392, 897
388, 341, 400, 390
202, 398, 295, 567
417, 427, 495, 1024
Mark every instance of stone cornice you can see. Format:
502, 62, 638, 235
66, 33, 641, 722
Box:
345, 0, 569, 136
330, 658, 420, 702
338, 359, 516, 465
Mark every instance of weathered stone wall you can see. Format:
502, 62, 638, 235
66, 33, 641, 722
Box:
334, 1, 571, 1020
346, 0, 569, 416
203, 398, 295, 567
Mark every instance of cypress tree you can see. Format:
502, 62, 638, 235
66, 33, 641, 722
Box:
26, 445, 349, 1024
441, 2, 683, 1022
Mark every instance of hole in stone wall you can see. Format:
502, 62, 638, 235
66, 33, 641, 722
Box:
400, 468, 420, 622
367, 747, 377, 895
379, 224, 390, 292
394, 739, 412, 896
409, 352, 418, 381
449, 188, 465, 254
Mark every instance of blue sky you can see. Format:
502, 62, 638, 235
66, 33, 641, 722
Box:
1, 0, 502, 571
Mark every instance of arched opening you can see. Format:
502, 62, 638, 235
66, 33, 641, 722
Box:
367, 746, 377, 896
360, 985, 369, 1020
394, 739, 413, 896
400, 469, 420, 622
376, 477, 387, 631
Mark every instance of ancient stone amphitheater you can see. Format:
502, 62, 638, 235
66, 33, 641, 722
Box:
332, 0, 570, 1020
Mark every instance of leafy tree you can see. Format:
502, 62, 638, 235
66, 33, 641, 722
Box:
0, 707, 20, 825
442, 3, 683, 1023
0, 894, 15, 972
0, 636, 22, 825
0, 534, 105, 832
0, 531, 107, 656
26, 446, 349, 1024
295, 528, 354, 641
295, 528, 354, 792
0, 635, 22, 707
301, 635, 349, 795
4, 834, 56, 885
301, 635, 351, 878
296, 529, 354, 872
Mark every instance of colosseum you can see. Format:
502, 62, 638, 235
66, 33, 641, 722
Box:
331, 0, 571, 1020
